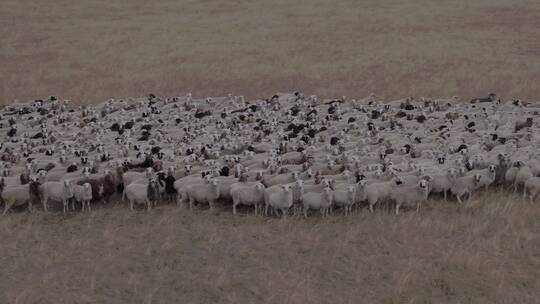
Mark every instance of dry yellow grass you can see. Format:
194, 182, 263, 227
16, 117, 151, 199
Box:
1, 192, 539, 303
2, 0, 540, 302
2, 0, 540, 105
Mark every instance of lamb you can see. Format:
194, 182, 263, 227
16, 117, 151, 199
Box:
125, 178, 160, 211
450, 173, 482, 204
264, 184, 294, 218
302, 187, 334, 218
186, 178, 220, 210
332, 185, 356, 216
389, 179, 430, 214
73, 182, 94, 212
40, 180, 75, 213
230, 182, 266, 215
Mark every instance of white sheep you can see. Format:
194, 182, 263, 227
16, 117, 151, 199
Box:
40, 180, 74, 213
1, 181, 39, 214
262, 171, 299, 187
426, 168, 457, 201
450, 173, 482, 204
125, 178, 160, 211
332, 185, 356, 216
264, 184, 293, 218
514, 163, 533, 193
390, 179, 430, 214
186, 178, 220, 210
524, 177, 540, 204
230, 182, 266, 215
73, 182, 94, 212
365, 179, 400, 212
302, 187, 334, 218
466, 165, 497, 191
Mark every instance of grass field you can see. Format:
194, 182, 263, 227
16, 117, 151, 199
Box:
2, 0, 540, 105
2, 0, 540, 303
1, 192, 539, 303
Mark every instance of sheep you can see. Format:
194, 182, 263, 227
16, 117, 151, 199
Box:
523, 177, 540, 204
230, 182, 266, 215
450, 173, 482, 204
264, 184, 294, 218
505, 165, 519, 188
125, 178, 160, 211
1, 179, 40, 214
73, 182, 94, 212
186, 178, 220, 210
365, 179, 401, 212
281, 151, 307, 165
426, 168, 457, 200
122, 168, 154, 187
174, 176, 208, 206
332, 185, 356, 216
389, 179, 430, 214
40, 180, 74, 213
466, 165, 497, 191
79, 170, 118, 204
214, 176, 239, 203
302, 187, 334, 218
261, 171, 299, 187
513, 163, 533, 193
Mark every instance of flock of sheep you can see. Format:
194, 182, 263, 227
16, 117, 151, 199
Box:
1, 92, 539, 218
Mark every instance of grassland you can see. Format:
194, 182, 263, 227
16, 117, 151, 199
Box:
1, 192, 539, 303
2, 0, 540, 303
2, 0, 540, 105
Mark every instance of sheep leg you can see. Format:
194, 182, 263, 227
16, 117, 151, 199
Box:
176, 194, 182, 207
395, 204, 400, 215
130, 199, 134, 211
369, 203, 374, 213
43, 197, 48, 212
63, 200, 68, 214
3, 200, 14, 215
87, 201, 91, 212
28, 202, 33, 213
233, 203, 237, 215
303, 206, 308, 218
456, 194, 463, 205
